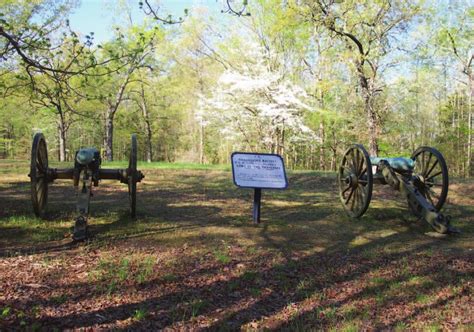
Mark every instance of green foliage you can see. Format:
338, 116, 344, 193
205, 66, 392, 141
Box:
1, 307, 11, 319
89, 254, 157, 294
133, 308, 147, 321
50, 294, 68, 305
0, 0, 472, 177
214, 249, 231, 264
190, 298, 208, 318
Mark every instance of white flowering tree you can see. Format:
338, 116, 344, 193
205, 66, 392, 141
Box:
197, 40, 317, 155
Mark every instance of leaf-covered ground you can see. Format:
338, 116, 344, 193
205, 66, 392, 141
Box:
0, 161, 473, 330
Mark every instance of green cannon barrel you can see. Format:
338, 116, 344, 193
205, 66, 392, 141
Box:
370, 157, 414, 172
76, 148, 100, 165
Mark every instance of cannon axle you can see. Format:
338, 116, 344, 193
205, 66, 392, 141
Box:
338, 144, 457, 234
29, 133, 145, 240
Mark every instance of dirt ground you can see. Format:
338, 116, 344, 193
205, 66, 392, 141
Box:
0, 161, 473, 330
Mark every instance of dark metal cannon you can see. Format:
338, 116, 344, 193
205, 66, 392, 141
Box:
338, 144, 457, 234
29, 133, 144, 240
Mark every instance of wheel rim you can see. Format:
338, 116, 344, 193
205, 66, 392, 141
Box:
338, 144, 373, 218
411, 146, 449, 211
128, 134, 137, 217
30, 133, 49, 217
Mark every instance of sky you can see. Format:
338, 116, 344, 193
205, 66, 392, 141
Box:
69, 0, 223, 44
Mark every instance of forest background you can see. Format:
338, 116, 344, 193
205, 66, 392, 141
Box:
0, 0, 472, 177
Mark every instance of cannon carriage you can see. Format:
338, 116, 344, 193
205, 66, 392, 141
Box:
29, 132, 144, 240
338, 144, 456, 234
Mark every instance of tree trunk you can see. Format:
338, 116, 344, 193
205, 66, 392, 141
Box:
145, 122, 153, 163
364, 93, 379, 157
331, 130, 337, 171
56, 106, 67, 162
281, 127, 285, 156
199, 119, 204, 164
103, 71, 134, 162
319, 120, 325, 170
456, 93, 461, 175
104, 108, 114, 162
330, 147, 336, 171
357, 62, 379, 157
467, 74, 472, 177
318, 71, 325, 170
57, 124, 66, 162
139, 86, 153, 163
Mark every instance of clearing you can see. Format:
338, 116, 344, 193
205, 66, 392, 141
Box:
0, 160, 473, 330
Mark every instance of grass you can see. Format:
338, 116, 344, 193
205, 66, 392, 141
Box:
133, 308, 147, 321
0, 161, 473, 330
50, 294, 68, 305
161, 273, 178, 283
189, 299, 208, 318
214, 249, 231, 264
88, 253, 157, 294
1, 307, 11, 319
0, 216, 71, 245
241, 271, 258, 282
106, 160, 231, 171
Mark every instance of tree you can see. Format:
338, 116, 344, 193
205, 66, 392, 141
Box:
299, 0, 422, 156
93, 25, 162, 161
199, 38, 315, 155
434, 5, 473, 176
19, 38, 98, 161
0, 0, 109, 76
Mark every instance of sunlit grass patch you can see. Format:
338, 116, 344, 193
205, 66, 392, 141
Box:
388, 280, 404, 292
318, 305, 338, 323
267, 200, 306, 207
424, 323, 443, 332
394, 321, 409, 331
88, 253, 157, 294
406, 276, 435, 288
0, 215, 71, 244
350, 229, 400, 247
338, 322, 361, 332
415, 293, 432, 304
102, 160, 230, 171
213, 249, 231, 264
167, 201, 221, 208
369, 276, 388, 286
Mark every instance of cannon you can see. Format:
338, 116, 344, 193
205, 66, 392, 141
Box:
29, 133, 145, 240
338, 144, 457, 234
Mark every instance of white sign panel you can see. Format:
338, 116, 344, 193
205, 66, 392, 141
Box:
231, 152, 288, 189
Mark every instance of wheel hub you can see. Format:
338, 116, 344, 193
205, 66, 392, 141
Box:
345, 173, 359, 188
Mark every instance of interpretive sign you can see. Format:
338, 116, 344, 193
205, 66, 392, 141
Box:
231, 152, 288, 189
231, 152, 288, 223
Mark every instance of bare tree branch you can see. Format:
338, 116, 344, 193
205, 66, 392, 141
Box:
139, 0, 186, 24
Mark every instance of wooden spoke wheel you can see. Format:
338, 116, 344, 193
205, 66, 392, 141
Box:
338, 144, 373, 218
30, 133, 49, 218
411, 146, 449, 212
128, 134, 138, 218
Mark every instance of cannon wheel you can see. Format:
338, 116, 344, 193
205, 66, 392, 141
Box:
128, 134, 138, 218
411, 146, 449, 211
30, 133, 49, 218
338, 144, 373, 218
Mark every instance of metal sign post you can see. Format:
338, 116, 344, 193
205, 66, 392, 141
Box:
253, 188, 262, 223
231, 152, 288, 224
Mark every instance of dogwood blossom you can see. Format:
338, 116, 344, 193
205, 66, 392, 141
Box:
198, 41, 317, 151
